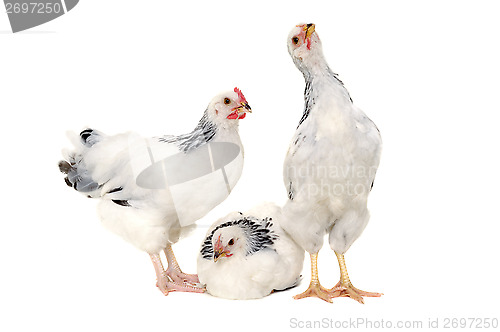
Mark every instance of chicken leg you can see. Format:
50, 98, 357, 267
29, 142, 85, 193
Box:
293, 252, 334, 303
328, 252, 382, 303
164, 244, 200, 284
150, 252, 204, 295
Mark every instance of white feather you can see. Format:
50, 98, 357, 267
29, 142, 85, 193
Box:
197, 203, 305, 300
281, 25, 382, 255
60, 90, 250, 254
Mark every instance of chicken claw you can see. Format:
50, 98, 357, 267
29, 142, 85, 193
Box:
328, 281, 382, 304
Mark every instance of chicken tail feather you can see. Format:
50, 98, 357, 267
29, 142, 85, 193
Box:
58, 128, 105, 196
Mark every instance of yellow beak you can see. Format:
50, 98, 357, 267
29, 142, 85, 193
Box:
234, 102, 252, 113
304, 23, 315, 39
214, 249, 226, 262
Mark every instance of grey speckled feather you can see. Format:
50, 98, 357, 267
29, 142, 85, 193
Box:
200, 217, 278, 260
289, 68, 354, 200
297, 69, 352, 129
297, 79, 315, 128
157, 110, 217, 153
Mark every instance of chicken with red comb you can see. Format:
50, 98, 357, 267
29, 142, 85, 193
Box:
227, 87, 251, 119
58, 88, 252, 295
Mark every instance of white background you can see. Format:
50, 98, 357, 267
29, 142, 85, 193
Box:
1, 1, 499, 331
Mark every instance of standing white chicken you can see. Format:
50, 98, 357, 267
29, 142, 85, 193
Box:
197, 203, 304, 300
58, 88, 251, 295
282, 24, 383, 303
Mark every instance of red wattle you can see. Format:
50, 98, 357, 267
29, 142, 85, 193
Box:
227, 112, 238, 119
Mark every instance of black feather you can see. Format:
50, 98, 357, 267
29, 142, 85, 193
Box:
297, 68, 352, 129
158, 110, 217, 152
59, 130, 103, 196
200, 216, 278, 260
64, 177, 72, 187
288, 181, 294, 200
112, 199, 131, 207
107, 187, 123, 194
297, 80, 314, 128
80, 129, 93, 144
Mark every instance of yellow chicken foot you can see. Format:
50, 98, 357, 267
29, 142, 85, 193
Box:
294, 252, 334, 303
328, 252, 383, 304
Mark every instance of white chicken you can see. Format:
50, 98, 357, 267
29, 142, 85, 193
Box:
58, 88, 251, 295
281, 23, 383, 303
197, 203, 304, 300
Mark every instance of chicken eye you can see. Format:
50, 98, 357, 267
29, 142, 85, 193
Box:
224, 98, 231, 105
228, 238, 234, 246
292, 36, 299, 45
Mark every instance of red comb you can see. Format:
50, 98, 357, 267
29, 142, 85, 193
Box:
234, 87, 247, 104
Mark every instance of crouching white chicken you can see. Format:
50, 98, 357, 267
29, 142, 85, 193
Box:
58, 88, 251, 295
197, 203, 304, 300
282, 23, 383, 303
